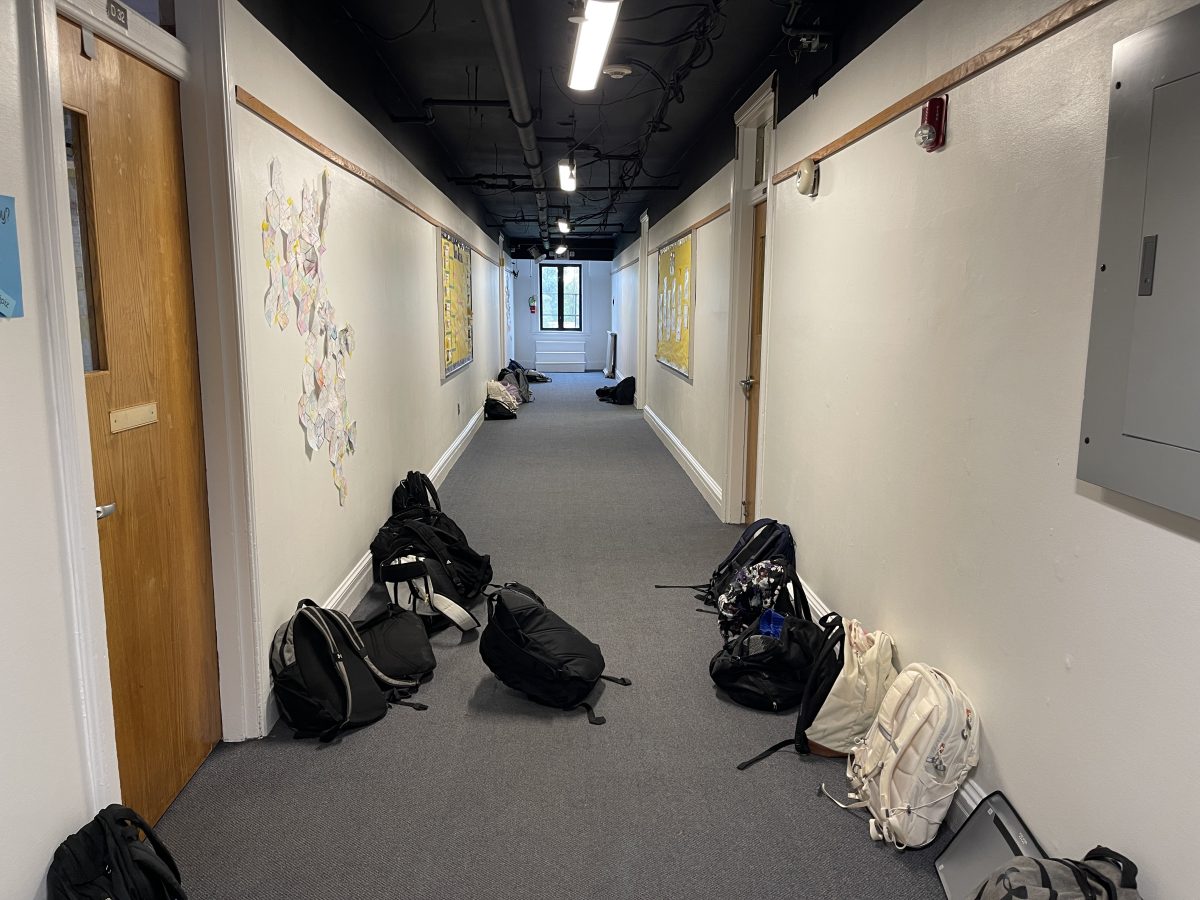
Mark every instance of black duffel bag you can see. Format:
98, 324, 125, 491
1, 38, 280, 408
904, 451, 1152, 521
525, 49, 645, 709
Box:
351, 582, 437, 684
710, 610, 843, 714
479, 582, 630, 724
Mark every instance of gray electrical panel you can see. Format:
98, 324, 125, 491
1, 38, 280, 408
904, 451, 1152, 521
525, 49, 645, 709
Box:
1078, 3, 1200, 519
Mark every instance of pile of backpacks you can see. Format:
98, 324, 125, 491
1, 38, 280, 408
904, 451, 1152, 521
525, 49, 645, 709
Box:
660, 518, 1146, 897
269, 470, 630, 742
485, 358, 551, 420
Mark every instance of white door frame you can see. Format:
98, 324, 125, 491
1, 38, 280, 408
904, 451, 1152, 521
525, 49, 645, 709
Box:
722, 75, 777, 524
26, 0, 262, 811
635, 211, 650, 409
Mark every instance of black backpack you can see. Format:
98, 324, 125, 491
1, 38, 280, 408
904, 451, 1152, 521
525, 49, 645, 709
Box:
484, 397, 517, 420
735, 612, 847, 767
351, 583, 437, 683
596, 375, 635, 405
270, 600, 422, 741
658, 517, 797, 607
479, 583, 631, 724
709, 607, 841, 714
391, 470, 440, 515
48, 804, 186, 900
370, 510, 493, 632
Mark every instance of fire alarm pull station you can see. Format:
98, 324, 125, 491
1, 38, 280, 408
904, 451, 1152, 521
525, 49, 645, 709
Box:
915, 96, 948, 152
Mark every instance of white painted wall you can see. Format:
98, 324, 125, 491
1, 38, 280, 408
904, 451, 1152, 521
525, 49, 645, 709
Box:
610, 242, 639, 380
1, 2, 100, 895
511, 258, 611, 369
225, 1, 500, 717
759, 0, 1200, 894
643, 163, 735, 516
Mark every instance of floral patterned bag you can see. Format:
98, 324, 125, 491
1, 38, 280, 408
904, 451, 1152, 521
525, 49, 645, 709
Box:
715, 558, 809, 642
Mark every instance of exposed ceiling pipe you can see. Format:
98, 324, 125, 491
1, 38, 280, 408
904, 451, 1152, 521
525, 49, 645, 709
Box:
481, 0, 549, 240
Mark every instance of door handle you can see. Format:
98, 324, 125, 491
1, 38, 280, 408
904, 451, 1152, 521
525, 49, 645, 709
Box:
96, 502, 117, 521
739, 377, 756, 390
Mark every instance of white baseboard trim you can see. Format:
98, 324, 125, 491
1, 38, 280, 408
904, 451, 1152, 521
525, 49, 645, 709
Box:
323, 551, 374, 614
797, 574, 986, 833
430, 406, 484, 488
644, 405, 723, 518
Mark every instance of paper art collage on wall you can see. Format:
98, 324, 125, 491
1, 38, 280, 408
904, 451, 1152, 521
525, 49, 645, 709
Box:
439, 229, 473, 378
262, 158, 357, 505
656, 231, 693, 377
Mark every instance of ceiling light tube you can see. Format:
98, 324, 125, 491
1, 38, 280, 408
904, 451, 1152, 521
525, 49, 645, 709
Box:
558, 157, 577, 192
568, 0, 621, 92
557, 217, 571, 234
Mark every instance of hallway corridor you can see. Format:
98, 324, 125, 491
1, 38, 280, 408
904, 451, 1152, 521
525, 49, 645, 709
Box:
155, 374, 947, 898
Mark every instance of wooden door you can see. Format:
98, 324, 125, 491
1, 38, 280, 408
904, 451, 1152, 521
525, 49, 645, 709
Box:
58, 17, 220, 824
742, 201, 768, 522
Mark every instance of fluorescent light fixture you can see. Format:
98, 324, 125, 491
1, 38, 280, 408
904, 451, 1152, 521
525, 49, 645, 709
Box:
555, 244, 568, 256
558, 158, 577, 192
557, 218, 571, 234
568, 0, 621, 92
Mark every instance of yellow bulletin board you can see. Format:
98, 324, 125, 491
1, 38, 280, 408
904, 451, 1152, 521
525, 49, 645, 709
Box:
656, 232, 694, 377
438, 229, 474, 379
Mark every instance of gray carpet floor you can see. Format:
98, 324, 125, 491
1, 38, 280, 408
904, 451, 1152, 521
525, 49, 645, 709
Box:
156, 372, 948, 898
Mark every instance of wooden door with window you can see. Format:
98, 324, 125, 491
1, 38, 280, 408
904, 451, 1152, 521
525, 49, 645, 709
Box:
742, 201, 768, 522
58, 16, 220, 824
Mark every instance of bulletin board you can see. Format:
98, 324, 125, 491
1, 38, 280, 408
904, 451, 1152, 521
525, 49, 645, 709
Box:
439, 229, 474, 379
656, 232, 694, 377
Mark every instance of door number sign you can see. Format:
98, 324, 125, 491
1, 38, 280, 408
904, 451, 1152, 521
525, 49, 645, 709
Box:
107, 0, 129, 29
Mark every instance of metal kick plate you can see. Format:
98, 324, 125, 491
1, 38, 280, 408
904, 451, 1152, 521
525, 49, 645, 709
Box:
109, 402, 158, 434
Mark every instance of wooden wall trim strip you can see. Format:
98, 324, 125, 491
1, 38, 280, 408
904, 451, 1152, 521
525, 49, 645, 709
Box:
773, 0, 1116, 185
611, 256, 640, 275
234, 86, 498, 265
653, 203, 731, 253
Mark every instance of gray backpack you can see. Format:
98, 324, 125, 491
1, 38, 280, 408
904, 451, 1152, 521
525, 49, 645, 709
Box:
499, 367, 532, 402
972, 847, 1141, 900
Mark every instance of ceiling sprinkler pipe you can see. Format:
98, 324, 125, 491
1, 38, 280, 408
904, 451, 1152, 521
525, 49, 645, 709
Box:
481, 0, 550, 239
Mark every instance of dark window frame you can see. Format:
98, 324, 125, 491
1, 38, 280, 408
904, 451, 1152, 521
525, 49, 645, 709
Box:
539, 263, 583, 331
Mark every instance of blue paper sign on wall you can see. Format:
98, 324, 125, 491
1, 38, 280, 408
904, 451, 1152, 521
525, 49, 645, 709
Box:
0, 194, 24, 319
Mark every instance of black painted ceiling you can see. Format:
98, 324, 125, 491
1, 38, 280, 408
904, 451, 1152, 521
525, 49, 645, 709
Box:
242, 0, 920, 259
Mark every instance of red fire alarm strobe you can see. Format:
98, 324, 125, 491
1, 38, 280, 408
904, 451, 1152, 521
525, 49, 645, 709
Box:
915, 96, 948, 152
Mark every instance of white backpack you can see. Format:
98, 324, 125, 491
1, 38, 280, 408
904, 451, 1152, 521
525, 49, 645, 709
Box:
804, 619, 897, 755
832, 663, 979, 849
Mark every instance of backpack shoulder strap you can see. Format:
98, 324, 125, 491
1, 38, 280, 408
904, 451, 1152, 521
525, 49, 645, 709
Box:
789, 572, 813, 622
323, 608, 423, 690
792, 613, 846, 753
421, 472, 442, 511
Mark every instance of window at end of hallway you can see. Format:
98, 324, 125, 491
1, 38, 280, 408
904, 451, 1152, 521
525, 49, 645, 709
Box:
540, 264, 582, 331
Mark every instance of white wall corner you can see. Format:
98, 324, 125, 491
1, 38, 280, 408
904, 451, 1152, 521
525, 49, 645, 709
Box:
644, 405, 723, 518
430, 405, 484, 488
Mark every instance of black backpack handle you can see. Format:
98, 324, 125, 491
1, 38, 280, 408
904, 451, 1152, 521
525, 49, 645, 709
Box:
420, 472, 442, 512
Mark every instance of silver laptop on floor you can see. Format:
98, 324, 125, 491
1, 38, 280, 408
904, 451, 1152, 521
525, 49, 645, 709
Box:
936, 791, 1046, 899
